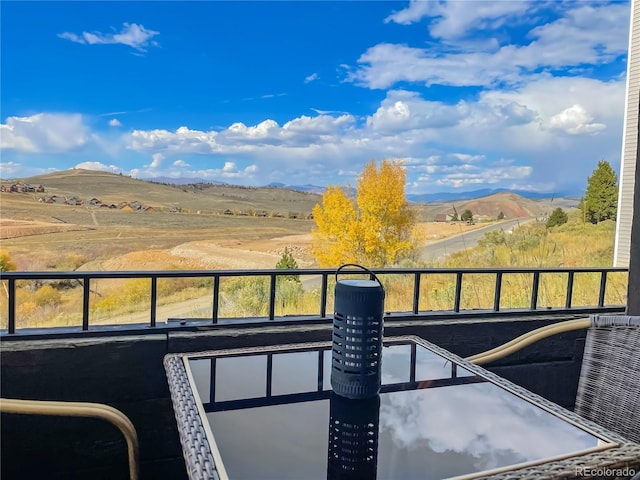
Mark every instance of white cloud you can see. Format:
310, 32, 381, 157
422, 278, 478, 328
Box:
109, 118, 122, 127
432, 165, 533, 188
385, 0, 531, 40
548, 105, 606, 135
75, 161, 122, 173
0, 161, 23, 177
305, 73, 319, 83
384, 1, 434, 25
119, 71, 623, 193
173, 160, 189, 167
0, 113, 89, 153
366, 90, 466, 133
149, 153, 164, 168
58, 23, 159, 52
128, 113, 356, 153
350, 2, 629, 89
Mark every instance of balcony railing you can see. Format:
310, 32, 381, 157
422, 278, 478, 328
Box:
0, 266, 628, 337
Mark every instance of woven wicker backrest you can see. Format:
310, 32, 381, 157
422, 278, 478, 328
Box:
575, 315, 640, 442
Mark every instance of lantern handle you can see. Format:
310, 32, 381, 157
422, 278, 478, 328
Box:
335, 264, 384, 290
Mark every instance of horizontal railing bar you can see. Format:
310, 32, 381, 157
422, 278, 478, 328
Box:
0, 266, 628, 280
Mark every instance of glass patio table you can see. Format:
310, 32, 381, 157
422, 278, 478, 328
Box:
164, 336, 640, 480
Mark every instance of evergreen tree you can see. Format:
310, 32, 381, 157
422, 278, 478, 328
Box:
461, 209, 473, 223
584, 160, 618, 224
546, 207, 568, 228
497, 211, 505, 220
275, 247, 300, 283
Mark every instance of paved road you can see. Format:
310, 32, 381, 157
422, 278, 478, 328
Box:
419, 217, 536, 263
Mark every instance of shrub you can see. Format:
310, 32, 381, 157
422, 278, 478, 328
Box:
546, 208, 568, 228
0, 250, 16, 272
478, 230, 506, 248
34, 285, 62, 307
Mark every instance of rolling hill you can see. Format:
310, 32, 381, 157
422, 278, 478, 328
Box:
2, 168, 578, 224
9, 169, 322, 216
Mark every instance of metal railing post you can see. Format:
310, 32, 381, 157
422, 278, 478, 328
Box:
150, 277, 157, 327
493, 272, 503, 312
530, 271, 540, 311
598, 271, 608, 307
320, 273, 328, 318
454, 272, 463, 312
82, 277, 90, 331
8, 278, 16, 334
413, 273, 421, 314
268, 274, 276, 320
212, 275, 220, 324
565, 271, 574, 309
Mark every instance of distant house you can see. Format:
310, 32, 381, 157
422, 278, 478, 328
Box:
1, 185, 12, 193
119, 203, 134, 211
223, 209, 233, 215
434, 213, 455, 222
65, 196, 83, 206
144, 206, 155, 213
88, 198, 102, 206
42, 195, 65, 204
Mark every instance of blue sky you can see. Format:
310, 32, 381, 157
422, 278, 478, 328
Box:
0, 1, 632, 195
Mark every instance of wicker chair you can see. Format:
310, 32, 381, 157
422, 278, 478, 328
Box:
0, 398, 140, 480
574, 315, 640, 443
467, 314, 640, 443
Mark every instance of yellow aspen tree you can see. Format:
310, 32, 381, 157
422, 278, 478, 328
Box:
356, 159, 415, 266
311, 186, 359, 266
312, 159, 416, 267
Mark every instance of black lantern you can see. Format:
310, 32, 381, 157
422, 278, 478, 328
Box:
330, 264, 385, 399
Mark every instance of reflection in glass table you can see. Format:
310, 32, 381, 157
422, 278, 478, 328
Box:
172, 338, 616, 480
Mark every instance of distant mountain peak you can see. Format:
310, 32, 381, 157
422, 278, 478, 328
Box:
407, 188, 571, 203
142, 176, 226, 186
264, 183, 326, 194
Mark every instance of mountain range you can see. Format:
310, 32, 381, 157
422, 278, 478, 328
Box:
140, 177, 572, 202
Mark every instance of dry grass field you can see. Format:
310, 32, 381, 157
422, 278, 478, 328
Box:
0, 169, 499, 271
0, 196, 488, 271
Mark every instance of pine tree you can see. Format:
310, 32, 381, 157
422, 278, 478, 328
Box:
275, 247, 300, 283
584, 160, 618, 224
546, 207, 568, 228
